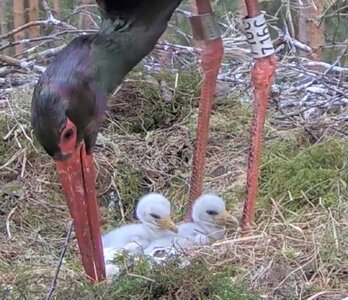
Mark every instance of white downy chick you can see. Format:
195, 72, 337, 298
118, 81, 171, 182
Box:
102, 193, 177, 278
145, 194, 238, 255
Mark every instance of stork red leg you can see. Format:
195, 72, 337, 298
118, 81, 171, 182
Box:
56, 144, 105, 282
241, 56, 276, 230
186, 0, 276, 230
186, 1, 224, 221
240, 1, 276, 230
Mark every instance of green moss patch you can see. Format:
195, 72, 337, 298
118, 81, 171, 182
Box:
260, 139, 348, 212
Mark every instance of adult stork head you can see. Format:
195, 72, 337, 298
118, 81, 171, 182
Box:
31, 38, 107, 281
31, 83, 87, 161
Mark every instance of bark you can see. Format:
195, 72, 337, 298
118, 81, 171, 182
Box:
26, 0, 39, 38
53, 0, 61, 18
79, 0, 94, 29
13, 0, 26, 54
0, 0, 11, 55
298, 0, 325, 60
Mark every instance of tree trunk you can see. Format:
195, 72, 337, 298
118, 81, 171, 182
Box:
0, 0, 11, 55
13, 0, 25, 55
26, 0, 39, 38
0, 0, 8, 37
53, 0, 61, 19
79, 0, 94, 29
298, 0, 325, 60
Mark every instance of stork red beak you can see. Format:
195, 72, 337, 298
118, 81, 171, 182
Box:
55, 143, 105, 282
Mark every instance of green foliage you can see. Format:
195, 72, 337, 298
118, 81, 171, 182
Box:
259, 138, 348, 212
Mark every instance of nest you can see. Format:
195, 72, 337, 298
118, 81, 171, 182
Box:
119, 126, 193, 187
0, 6, 348, 300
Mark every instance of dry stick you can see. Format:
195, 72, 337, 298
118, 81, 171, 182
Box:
27, 45, 66, 62
270, 25, 312, 53
41, 0, 75, 30
0, 54, 28, 68
0, 35, 58, 52
0, 14, 74, 41
45, 0, 80, 30
45, 221, 74, 300
0, 53, 47, 73
0, 29, 98, 52
0, 20, 54, 40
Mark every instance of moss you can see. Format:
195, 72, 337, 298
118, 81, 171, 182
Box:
100, 162, 149, 227
103, 68, 201, 136
282, 245, 301, 261
215, 278, 259, 300
0, 118, 15, 168
259, 139, 348, 212
52, 257, 259, 300
113, 163, 146, 207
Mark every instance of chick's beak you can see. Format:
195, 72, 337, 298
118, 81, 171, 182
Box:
157, 217, 178, 233
214, 211, 240, 227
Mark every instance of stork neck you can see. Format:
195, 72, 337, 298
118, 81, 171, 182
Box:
91, 0, 182, 93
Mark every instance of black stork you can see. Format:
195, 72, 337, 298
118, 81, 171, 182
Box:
31, 0, 276, 282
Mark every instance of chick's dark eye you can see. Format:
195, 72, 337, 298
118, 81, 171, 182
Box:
63, 129, 74, 141
150, 213, 161, 219
206, 210, 218, 216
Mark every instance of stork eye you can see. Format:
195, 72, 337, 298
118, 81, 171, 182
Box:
150, 213, 161, 219
63, 129, 74, 141
58, 119, 76, 154
206, 210, 218, 216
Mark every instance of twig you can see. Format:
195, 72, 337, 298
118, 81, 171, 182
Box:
0, 54, 30, 69
20, 150, 27, 178
0, 20, 56, 40
272, 249, 319, 292
41, 0, 75, 30
44, 221, 74, 300
211, 234, 264, 246
0, 1, 76, 42
271, 25, 312, 53
306, 290, 335, 300
0, 46, 60, 73
0, 29, 97, 53
0, 149, 26, 171
6, 207, 17, 240
27, 45, 66, 61
302, 59, 348, 74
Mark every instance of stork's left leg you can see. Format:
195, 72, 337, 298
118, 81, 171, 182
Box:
186, 2, 224, 220
240, 11, 276, 231
241, 56, 276, 230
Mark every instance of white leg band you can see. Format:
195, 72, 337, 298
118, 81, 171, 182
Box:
243, 14, 274, 58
